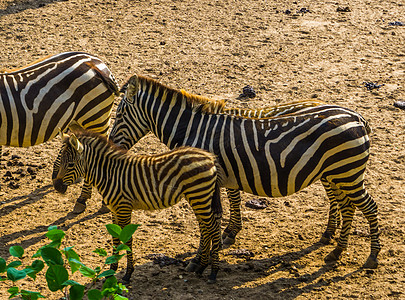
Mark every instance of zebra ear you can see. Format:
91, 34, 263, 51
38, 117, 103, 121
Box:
58, 127, 69, 140
68, 120, 84, 133
124, 75, 139, 104
69, 133, 84, 154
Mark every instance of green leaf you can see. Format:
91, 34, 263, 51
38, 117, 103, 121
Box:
7, 260, 22, 268
0, 257, 6, 272
101, 276, 118, 297
46, 240, 62, 249
105, 254, 125, 265
48, 225, 58, 231
106, 224, 121, 238
7, 286, 19, 297
64, 247, 80, 261
41, 247, 64, 266
93, 248, 108, 257
97, 269, 115, 278
116, 244, 131, 252
68, 258, 83, 274
69, 284, 85, 300
24, 260, 44, 280
62, 279, 81, 286
45, 265, 69, 292
79, 265, 96, 278
114, 295, 129, 300
119, 224, 139, 244
87, 289, 102, 300
9, 246, 24, 258
46, 229, 65, 242
20, 290, 45, 300
31, 260, 45, 272
7, 267, 27, 282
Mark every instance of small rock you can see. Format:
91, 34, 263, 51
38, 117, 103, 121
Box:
393, 101, 405, 110
245, 198, 268, 209
363, 82, 384, 91
238, 85, 257, 99
337, 6, 351, 12
388, 21, 404, 26
227, 249, 255, 259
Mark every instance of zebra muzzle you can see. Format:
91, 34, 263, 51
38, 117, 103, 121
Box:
53, 178, 68, 193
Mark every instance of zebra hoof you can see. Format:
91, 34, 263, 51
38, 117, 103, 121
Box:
98, 204, 110, 214
195, 264, 207, 276
324, 247, 343, 263
320, 232, 333, 245
72, 202, 86, 214
185, 261, 200, 273
363, 255, 378, 269
222, 237, 235, 249
207, 269, 218, 284
122, 274, 131, 285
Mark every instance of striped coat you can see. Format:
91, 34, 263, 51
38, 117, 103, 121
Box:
53, 130, 223, 283
109, 74, 380, 269
0, 52, 119, 212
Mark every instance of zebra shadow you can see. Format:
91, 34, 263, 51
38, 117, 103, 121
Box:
0, 207, 103, 260
0, 184, 54, 218
0, 0, 62, 17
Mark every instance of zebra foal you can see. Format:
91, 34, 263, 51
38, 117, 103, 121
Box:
53, 130, 223, 283
109, 74, 380, 269
0, 51, 119, 213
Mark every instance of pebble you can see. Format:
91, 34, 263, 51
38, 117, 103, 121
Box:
393, 101, 405, 110
245, 198, 268, 209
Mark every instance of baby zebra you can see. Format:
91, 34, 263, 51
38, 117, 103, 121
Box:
53, 130, 223, 283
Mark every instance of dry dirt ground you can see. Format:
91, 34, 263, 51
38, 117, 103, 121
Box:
0, 0, 404, 299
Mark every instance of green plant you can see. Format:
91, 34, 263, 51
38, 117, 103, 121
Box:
0, 223, 139, 300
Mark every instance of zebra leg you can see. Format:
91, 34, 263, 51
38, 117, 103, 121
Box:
186, 219, 211, 275
72, 180, 92, 214
112, 208, 135, 284
207, 215, 222, 283
320, 179, 341, 244
73, 180, 110, 214
186, 223, 205, 273
325, 196, 355, 263
222, 189, 242, 248
350, 189, 380, 269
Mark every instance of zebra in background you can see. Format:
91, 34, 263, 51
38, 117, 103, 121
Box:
223, 99, 326, 118
109, 74, 380, 269
0, 51, 119, 213
53, 130, 223, 283
222, 99, 343, 243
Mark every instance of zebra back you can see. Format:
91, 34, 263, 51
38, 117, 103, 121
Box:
0, 52, 119, 147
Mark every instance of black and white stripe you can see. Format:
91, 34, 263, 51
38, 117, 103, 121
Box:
109, 74, 380, 269
53, 130, 223, 283
0, 51, 119, 211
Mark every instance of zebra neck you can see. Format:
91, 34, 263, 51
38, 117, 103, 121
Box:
81, 140, 119, 193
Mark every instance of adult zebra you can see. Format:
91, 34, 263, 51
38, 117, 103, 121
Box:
109, 74, 380, 269
0, 51, 119, 213
53, 130, 223, 283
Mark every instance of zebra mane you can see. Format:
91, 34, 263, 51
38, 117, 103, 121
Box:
64, 129, 127, 156
124, 74, 226, 114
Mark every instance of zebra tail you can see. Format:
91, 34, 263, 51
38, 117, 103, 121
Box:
359, 116, 372, 135
212, 181, 223, 219
85, 61, 120, 96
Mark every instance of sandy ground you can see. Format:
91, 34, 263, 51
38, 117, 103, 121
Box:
0, 0, 404, 299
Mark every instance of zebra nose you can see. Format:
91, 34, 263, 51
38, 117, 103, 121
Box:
53, 178, 68, 193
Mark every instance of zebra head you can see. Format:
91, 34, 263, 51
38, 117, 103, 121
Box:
109, 75, 150, 150
53, 133, 86, 194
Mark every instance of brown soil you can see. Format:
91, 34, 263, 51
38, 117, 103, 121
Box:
0, 0, 404, 299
